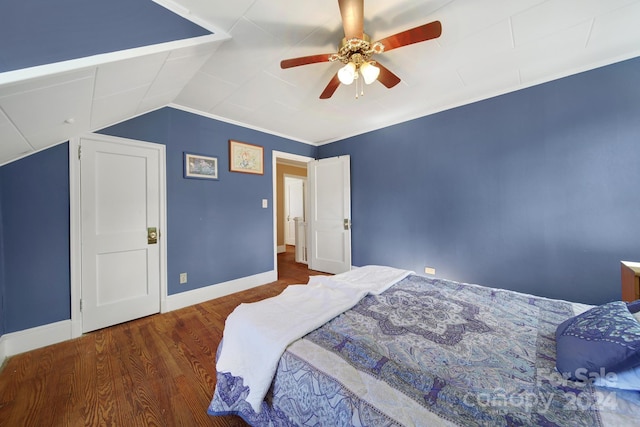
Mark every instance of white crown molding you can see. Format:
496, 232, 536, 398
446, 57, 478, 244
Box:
168, 104, 319, 147
327, 49, 640, 147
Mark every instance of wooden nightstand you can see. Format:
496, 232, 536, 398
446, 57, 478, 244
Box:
621, 261, 640, 302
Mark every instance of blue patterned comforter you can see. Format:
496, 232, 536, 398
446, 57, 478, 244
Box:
208, 275, 640, 426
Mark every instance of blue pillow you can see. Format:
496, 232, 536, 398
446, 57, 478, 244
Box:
555, 301, 640, 380
627, 299, 640, 314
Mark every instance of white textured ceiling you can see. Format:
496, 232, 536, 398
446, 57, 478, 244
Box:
0, 35, 226, 165
169, 0, 640, 144
1, 0, 640, 166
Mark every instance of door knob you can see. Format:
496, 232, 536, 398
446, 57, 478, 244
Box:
148, 227, 158, 244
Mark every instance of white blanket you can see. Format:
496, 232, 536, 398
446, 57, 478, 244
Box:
215, 265, 413, 412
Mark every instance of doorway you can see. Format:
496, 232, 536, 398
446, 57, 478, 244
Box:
272, 151, 312, 278
272, 152, 353, 277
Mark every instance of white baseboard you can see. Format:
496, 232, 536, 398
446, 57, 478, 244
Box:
0, 335, 6, 365
277, 245, 286, 253
0, 271, 277, 364
0, 320, 73, 362
164, 269, 277, 312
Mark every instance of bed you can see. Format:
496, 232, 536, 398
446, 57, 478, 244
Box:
208, 266, 640, 426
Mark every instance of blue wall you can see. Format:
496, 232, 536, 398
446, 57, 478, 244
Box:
100, 108, 317, 295
0, 108, 317, 334
0, 0, 210, 72
319, 56, 640, 305
0, 108, 315, 334
0, 144, 70, 333
2, 55, 639, 335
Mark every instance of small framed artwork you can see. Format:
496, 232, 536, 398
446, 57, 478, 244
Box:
184, 152, 218, 180
229, 140, 264, 175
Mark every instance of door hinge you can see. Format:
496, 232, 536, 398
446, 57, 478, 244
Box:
79, 299, 83, 311
78, 145, 81, 160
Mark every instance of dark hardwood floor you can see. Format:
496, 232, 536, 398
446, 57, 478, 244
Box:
0, 246, 327, 426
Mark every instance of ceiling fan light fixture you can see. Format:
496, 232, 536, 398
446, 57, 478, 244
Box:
360, 61, 380, 84
338, 62, 356, 85
279, 0, 443, 99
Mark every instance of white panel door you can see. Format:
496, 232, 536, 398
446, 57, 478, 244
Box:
284, 176, 305, 246
80, 136, 162, 332
308, 156, 351, 274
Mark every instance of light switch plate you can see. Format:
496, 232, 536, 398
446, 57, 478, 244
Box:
262, 199, 268, 208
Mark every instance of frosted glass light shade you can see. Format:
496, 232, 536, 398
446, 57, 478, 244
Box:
360, 61, 380, 85
338, 62, 356, 85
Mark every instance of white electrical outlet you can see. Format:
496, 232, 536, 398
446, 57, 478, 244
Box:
179, 272, 188, 284
424, 267, 436, 275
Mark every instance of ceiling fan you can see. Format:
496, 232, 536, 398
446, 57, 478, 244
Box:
280, 0, 442, 99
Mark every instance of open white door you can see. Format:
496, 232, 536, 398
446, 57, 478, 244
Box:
284, 176, 305, 246
79, 135, 163, 333
308, 156, 351, 274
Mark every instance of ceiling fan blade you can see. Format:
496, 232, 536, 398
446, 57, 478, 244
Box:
338, 0, 364, 39
375, 20, 442, 53
281, 54, 334, 69
320, 73, 341, 99
376, 63, 401, 88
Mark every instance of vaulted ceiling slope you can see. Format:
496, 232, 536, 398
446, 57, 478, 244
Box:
2, 0, 640, 166
0, 0, 223, 166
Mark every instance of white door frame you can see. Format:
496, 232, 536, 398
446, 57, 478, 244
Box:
69, 133, 168, 338
272, 151, 313, 277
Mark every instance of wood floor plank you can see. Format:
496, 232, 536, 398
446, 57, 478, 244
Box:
0, 247, 327, 426
47, 345, 77, 426
78, 334, 99, 426
96, 329, 123, 426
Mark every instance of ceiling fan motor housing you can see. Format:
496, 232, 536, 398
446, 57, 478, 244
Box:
329, 34, 384, 66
